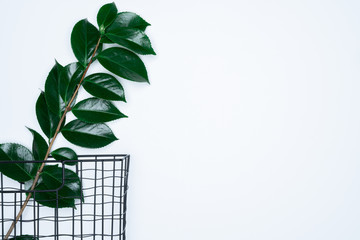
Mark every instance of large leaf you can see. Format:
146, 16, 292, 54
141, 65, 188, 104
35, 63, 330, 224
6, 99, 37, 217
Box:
97, 2, 117, 34
72, 98, 127, 123
71, 19, 101, 67
27, 128, 48, 161
97, 47, 149, 83
9, 235, 38, 240
36, 92, 62, 139
45, 61, 65, 117
59, 62, 84, 105
31, 165, 82, 208
83, 73, 126, 101
102, 12, 151, 44
51, 147, 78, 166
106, 28, 155, 55
61, 120, 117, 148
110, 12, 150, 31
0, 143, 36, 182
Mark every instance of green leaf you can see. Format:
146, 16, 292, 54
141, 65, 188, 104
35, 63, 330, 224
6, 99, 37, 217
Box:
72, 97, 127, 123
36, 92, 61, 139
111, 12, 150, 31
31, 165, 82, 208
59, 62, 84, 104
0, 143, 36, 182
106, 28, 155, 55
9, 235, 38, 240
100, 35, 113, 44
27, 128, 48, 161
97, 2, 117, 34
61, 120, 117, 148
45, 61, 66, 117
102, 12, 150, 44
83, 73, 126, 101
97, 47, 149, 83
71, 19, 101, 67
51, 147, 78, 165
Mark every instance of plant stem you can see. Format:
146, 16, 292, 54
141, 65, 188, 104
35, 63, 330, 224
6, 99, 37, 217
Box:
4, 37, 102, 240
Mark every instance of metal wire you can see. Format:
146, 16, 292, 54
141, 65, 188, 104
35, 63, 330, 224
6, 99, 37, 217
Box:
0, 154, 130, 239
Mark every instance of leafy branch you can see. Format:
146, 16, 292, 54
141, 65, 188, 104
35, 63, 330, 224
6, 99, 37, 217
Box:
0, 2, 155, 239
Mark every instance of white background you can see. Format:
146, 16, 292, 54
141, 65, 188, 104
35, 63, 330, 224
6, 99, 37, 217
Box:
0, 0, 360, 239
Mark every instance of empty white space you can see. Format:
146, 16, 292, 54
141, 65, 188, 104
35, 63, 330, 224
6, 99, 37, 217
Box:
0, 0, 360, 239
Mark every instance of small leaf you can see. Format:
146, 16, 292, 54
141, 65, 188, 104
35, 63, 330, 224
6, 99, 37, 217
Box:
110, 12, 150, 31
27, 128, 48, 161
31, 165, 82, 208
97, 47, 149, 83
51, 147, 78, 166
58, 63, 83, 112
62, 120, 117, 148
9, 235, 38, 240
83, 73, 126, 101
100, 36, 113, 43
59, 62, 84, 105
45, 61, 66, 117
36, 92, 62, 139
0, 143, 36, 182
97, 2, 117, 34
72, 97, 127, 123
106, 28, 155, 55
71, 19, 101, 67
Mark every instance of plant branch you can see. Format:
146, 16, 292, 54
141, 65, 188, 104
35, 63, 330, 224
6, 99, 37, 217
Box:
4, 37, 102, 240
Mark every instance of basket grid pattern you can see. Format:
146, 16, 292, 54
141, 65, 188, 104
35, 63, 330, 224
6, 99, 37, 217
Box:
0, 154, 130, 240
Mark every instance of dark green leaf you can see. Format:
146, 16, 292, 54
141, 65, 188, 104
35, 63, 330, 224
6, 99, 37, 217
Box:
9, 235, 38, 240
45, 61, 66, 117
110, 12, 150, 31
59, 62, 84, 104
51, 147, 78, 165
0, 143, 35, 182
97, 2, 117, 34
27, 128, 48, 161
100, 35, 113, 43
62, 120, 117, 148
72, 97, 127, 123
83, 73, 126, 101
71, 19, 101, 67
97, 47, 149, 83
36, 92, 61, 139
31, 165, 82, 208
106, 28, 155, 55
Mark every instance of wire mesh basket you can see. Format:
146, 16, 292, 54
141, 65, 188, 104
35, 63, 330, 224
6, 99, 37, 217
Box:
0, 154, 130, 239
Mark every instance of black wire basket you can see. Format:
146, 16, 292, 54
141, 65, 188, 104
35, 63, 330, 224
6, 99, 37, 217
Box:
0, 154, 130, 239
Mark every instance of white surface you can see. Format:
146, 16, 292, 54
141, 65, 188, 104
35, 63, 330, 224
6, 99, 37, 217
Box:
0, 0, 360, 239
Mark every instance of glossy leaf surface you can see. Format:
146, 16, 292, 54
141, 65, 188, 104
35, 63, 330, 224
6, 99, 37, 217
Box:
83, 73, 126, 101
72, 98, 127, 123
71, 19, 101, 67
51, 147, 78, 165
59, 62, 84, 104
97, 47, 149, 83
0, 143, 35, 182
27, 128, 48, 161
110, 12, 150, 31
106, 28, 155, 55
45, 62, 65, 117
97, 2, 117, 34
31, 165, 82, 208
62, 120, 117, 148
36, 92, 61, 139
9, 235, 38, 240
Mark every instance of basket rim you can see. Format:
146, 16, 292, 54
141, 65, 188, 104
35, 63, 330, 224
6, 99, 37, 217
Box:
0, 154, 130, 164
